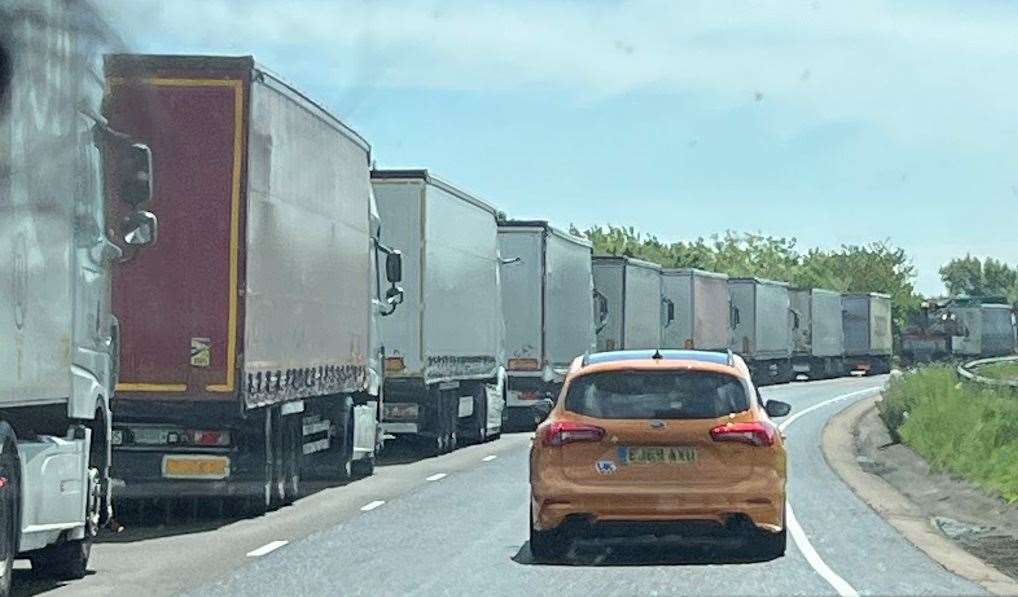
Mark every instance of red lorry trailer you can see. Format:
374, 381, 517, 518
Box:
104, 55, 393, 513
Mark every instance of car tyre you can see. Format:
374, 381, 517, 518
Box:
529, 510, 568, 561
752, 527, 787, 559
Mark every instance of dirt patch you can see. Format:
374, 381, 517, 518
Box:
857, 404, 1018, 581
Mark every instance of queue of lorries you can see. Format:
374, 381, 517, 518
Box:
3, 28, 1016, 591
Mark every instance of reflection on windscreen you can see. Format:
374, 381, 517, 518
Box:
564, 371, 749, 420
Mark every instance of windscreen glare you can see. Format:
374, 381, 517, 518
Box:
564, 370, 749, 420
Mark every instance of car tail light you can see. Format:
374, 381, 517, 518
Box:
508, 358, 540, 371
540, 421, 605, 447
710, 421, 776, 447
187, 430, 231, 447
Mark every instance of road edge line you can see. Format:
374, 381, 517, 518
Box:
821, 395, 1018, 596
780, 387, 882, 597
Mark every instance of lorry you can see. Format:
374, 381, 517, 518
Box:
728, 277, 793, 385
950, 302, 1016, 358
103, 55, 403, 513
789, 288, 845, 378
372, 170, 506, 454
498, 221, 598, 428
591, 256, 673, 352
660, 268, 730, 351
0, 1, 157, 586
842, 292, 893, 374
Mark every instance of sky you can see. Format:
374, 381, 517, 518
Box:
98, 0, 1018, 295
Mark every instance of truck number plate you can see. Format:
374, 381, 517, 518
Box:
161, 455, 230, 480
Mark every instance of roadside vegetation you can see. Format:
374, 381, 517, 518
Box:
879, 366, 1018, 502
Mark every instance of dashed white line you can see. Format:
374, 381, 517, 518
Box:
246, 540, 288, 558
779, 384, 881, 597
360, 500, 386, 512
425, 473, 447, 482
482, 455, 497, 462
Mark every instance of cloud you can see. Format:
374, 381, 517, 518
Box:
98, 0, 1018, 147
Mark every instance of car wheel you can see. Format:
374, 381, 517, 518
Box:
753, 527, 787, 559
529, 509, 568, 561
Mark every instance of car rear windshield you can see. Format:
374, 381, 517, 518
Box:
564, 370, 749, 420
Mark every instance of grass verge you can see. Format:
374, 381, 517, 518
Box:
973, 360, 1018, 382
879, 365, 1018, 502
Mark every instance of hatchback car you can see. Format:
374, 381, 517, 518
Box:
529, 349, 791, 559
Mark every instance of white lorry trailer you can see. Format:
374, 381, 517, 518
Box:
660, 268, 730, 351
372, 170, 506, 454
0, 1, 157, 588
498, 221, 598, 428
789, 288, 845, 378
951, 303, 1016, 358
592, 257, 673, 352
842, 292, 893, 374
728, 278, 794, 385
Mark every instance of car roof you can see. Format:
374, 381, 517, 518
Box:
573, 350, 751, 380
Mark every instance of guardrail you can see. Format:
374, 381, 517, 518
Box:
957, 355, 1018, 389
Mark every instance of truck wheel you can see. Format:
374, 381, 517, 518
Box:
351, 455, 375, 478
0, 446, 18, 596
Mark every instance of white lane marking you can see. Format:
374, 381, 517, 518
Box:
360, 500, 385, 512
779, 384, 881, 597
786, 505, 858, 597
778, 386, 881, 432
246, 540, 288, 557
426, 473, 447, 482
482, 455, 497, 462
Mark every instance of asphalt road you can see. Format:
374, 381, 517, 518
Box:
15, 375, 985, 596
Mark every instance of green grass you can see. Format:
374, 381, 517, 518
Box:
878, 365, 1018, 502
973, 360, 1018, 381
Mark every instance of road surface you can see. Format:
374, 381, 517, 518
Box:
15, 375, 984, 596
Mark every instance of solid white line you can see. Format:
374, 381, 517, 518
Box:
246, 540, 288, 557
778, 386, 881, 432
425, 473, 447, 482
360, 500, 385, 512
786, 505, 858, 597
779, 384, 881, 597
482, 455, 497, 462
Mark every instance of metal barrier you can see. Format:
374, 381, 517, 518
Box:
957, 355, 1018, 389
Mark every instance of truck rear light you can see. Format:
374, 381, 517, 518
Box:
684, 338, 694, 349
508, 358, 540, 371
710, 421, 776, 447
187, 430, 231, 447
518, 391, 541, 401
540, 421, 605, 447
385, 357, 405, 372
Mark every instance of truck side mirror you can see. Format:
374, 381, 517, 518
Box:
593, 289, 610, 333
119, 142, 154, 207
385, 250, 403, 284
121, 210, 158, 248
662, 298, 675, 326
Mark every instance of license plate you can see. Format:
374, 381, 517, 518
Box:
625, 446, 697, 464
161, 455, 230, 480
383, 403, 419, 421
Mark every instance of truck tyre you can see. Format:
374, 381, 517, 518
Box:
0, 445, 18, 597
351, 455, 375, 478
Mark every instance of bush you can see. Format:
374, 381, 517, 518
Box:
878, 365, 1018, 502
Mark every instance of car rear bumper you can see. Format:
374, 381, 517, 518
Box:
531, 478, 785, 533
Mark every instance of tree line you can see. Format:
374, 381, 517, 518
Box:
569, 224, 1015, 330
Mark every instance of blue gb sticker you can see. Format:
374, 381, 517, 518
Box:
595, 460, 618, 475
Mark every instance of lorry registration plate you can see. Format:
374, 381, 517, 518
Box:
161, 455, 230, 479
625, 446, 697, 464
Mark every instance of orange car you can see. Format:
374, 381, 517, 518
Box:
529, 349, 791, 559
